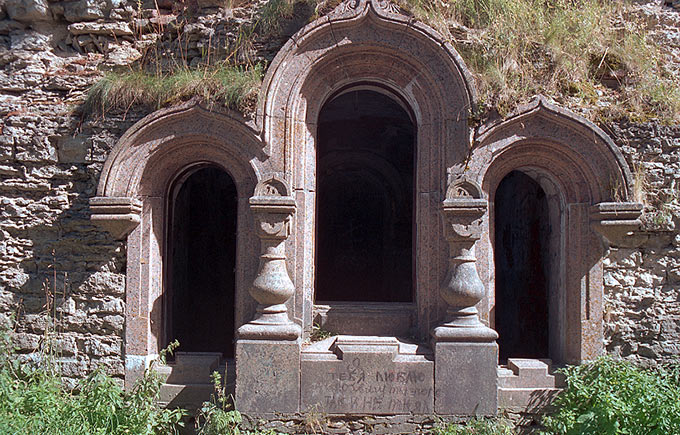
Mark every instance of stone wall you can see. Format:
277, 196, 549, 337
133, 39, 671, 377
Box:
0, 0, 274, 386
603, 121, 680, 365
0, 0, 679, 389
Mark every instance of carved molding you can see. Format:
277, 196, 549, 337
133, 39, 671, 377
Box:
474, 96, 635, 204
90, 197, 142, 239
258, 0, 476, 153
590, 202, 644, 248
96, 101, 264, 198
442, 179, 486, 241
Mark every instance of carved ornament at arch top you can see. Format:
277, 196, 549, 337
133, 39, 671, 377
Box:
470, 96, 634, 204
258, 0, 477, 160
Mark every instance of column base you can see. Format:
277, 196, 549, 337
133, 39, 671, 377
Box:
237, 321, 301, 340
434, 341, 498, 415
235, 338, 301, 414
432, 323, 498, 342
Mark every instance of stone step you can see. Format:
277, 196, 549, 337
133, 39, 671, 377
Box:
498, 359, 557, 389
508, 358, 552, 377
159, 383, 216, 410
497, 358, 564, 412
156, 352, 223, 384
498, 387, 561, 413
159, 361, 234, 412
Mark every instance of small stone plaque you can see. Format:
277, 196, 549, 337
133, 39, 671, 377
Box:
301, 336, 434, 414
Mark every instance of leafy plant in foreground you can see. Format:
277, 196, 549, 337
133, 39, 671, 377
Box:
541, 357, 680, 435
0, 316, 185, 434
195, 371, 243, 435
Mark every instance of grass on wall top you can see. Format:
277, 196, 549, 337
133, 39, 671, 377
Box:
84, 0, 680, 124
400, 0, 680, 123
84, 63, 263, 117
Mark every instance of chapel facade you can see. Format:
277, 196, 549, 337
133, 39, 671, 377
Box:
89, 0, 643, 416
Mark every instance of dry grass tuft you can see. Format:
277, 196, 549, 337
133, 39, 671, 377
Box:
397, 0, 680, 123
84, 63, 263, 117
85, 0, 679, 123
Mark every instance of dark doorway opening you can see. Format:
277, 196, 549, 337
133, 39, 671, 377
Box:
315, 89, 415, 302
168, 166, 237, 358
495, 170, 551, 362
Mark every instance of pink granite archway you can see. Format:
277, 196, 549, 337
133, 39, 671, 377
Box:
91, 102, 265, 387
463, 97, 638, 363
258, 0, 477, 337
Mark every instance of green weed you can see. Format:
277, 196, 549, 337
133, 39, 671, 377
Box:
0, 317, 185, 434
541, 357, 680, 435
431, 417, 515, 435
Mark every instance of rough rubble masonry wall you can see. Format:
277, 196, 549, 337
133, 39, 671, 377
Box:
0, 0, 679, 385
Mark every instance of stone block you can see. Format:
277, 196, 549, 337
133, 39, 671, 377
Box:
159, 383, 215, 410
156, 352, 222, 384
301, 336, 434, 415
434, 342, 497, 415
236, 338, 300, 414
6, 0, 51, 23
57, 135, 90, 163
64, 0, 106, 22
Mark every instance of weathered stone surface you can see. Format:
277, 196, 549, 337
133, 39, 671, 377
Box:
235, 339, 301, 414
435, 342, 497, 415
68, 21, 132, 36
63, 0, 107, 22
6, 0, 51, 23
301, 336, 434, 415
0, 0, 677, 419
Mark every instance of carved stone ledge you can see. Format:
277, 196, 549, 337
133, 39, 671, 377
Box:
590, 202, 643, 248
90, 197, 142, 239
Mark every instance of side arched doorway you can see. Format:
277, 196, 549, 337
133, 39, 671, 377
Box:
166, 165, 238, 358
494, 170, 561, 362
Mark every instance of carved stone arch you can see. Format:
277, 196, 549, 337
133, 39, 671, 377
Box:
97, 102, 267, 199
472, 96, 634, 202
255, 0, 478, 337
464, 97, 641, 364
91, 102, 265, 387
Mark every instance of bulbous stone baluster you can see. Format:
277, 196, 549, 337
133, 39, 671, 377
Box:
432, 179, 498, 415
238, 177, 301, 340
433, 180, 497, 342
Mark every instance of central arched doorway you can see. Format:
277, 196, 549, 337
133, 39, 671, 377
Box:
167, 165, 238, 358
315, 89, 415, 303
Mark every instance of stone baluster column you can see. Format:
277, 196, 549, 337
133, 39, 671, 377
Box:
433, 179, 498, 415
237, 180, 300, 340
433, 181, 498, 341
236, 177, 301, 414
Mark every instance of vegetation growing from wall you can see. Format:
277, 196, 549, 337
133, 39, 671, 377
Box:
84, 64, 263, 116
84, 0, 679, 124
400, 0, 680, 123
